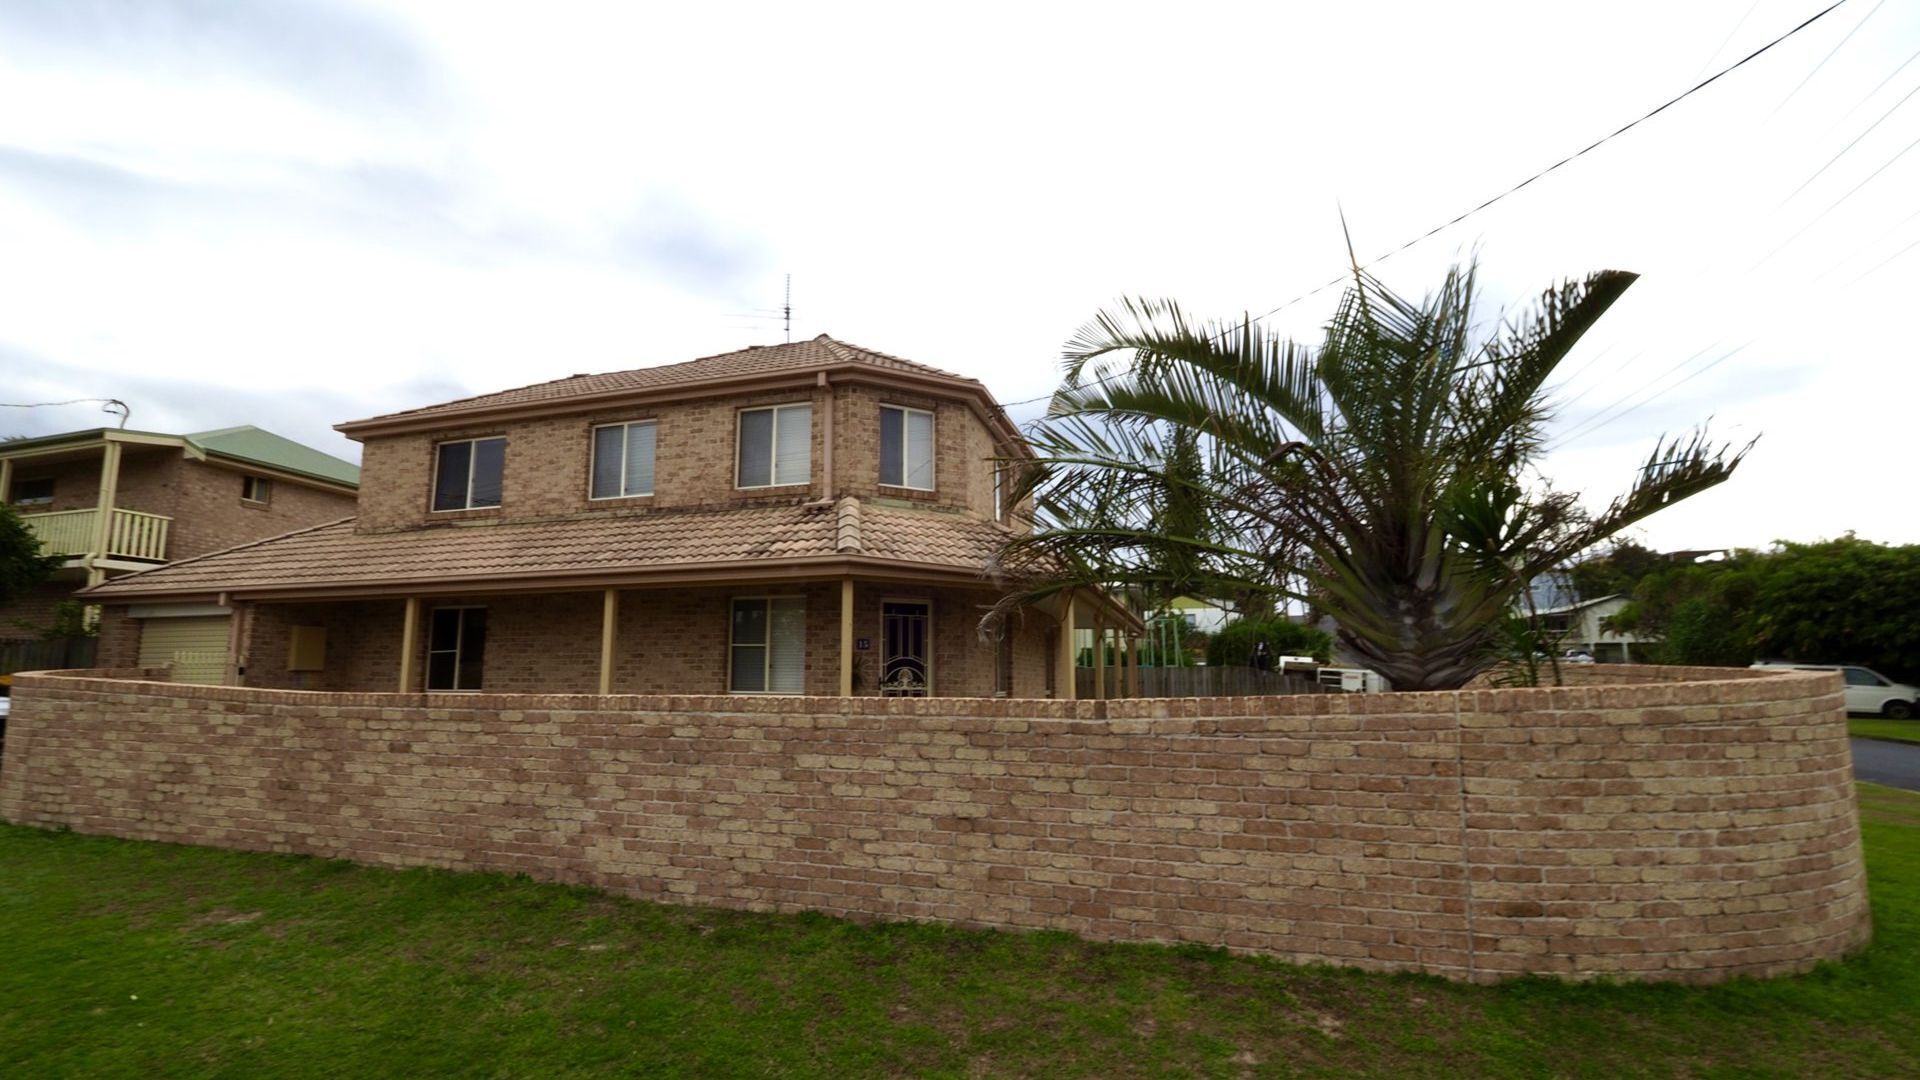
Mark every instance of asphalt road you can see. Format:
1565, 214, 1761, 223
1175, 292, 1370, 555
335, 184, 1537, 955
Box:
1852, 736, 1920, 792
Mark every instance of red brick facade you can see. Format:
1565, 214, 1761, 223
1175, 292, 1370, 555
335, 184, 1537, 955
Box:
0, 665, 1868, 984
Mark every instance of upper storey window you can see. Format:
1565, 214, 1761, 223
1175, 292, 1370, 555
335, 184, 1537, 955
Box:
879, 405, 934, 490
591, 421, 657, 499
736, 404, 810, 488
433, 437, 505, 511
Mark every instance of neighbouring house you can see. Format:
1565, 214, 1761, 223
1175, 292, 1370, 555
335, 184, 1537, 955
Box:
1534, 593, 1644, 663
79, 336, 1138, 697
1, 426, 360, 676
1166, 595, 1232, 634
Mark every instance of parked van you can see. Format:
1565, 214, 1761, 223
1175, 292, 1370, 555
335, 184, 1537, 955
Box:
1751, 662, 1917, 719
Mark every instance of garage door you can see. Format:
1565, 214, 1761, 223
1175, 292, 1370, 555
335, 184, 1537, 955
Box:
137, 615, 230, 685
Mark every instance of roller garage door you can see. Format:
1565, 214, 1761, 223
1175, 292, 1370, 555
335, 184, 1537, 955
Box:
137, 615, 230, 685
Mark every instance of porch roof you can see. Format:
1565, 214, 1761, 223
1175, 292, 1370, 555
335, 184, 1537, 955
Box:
80, 497, 1029, 602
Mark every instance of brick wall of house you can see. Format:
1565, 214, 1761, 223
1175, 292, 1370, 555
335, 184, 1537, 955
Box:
0, 666, 1867, 984
2, 580, 83, 637
163, 460, 355, 560
355, 387, 835, 533
231, 582, 1053, 697
351, 379, 1023, 535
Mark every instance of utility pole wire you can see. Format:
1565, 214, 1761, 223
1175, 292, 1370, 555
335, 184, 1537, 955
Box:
1754, 128, 1920, 268
1771, 0, 1884, 115
1839, 44, 1920, 121
0, 398, 131, 428
1781, 76, 1920, 201
1001, 0, 1854, 412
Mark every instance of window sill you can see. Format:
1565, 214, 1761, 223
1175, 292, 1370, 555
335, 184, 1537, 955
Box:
732, 483, 812, 497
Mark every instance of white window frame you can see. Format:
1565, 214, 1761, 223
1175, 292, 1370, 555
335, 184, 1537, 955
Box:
734, 403, 811, 489
589, 420, 658, 500
728, 595, 807, 694
993, 464, 1006, 522
878, 404, 936, 492
241, 476, 272, 504
425, 605, 486, 692
431, 436, 506, 513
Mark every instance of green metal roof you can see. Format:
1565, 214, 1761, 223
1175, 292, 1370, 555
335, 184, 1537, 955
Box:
0, 425, 357, 488
187, 426, 360, 487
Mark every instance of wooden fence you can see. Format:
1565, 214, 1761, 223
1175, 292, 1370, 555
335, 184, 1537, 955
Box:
1076, 664, 1327, 699
0, 637, 98, 678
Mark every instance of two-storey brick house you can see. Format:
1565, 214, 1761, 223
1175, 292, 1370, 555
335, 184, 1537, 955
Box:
2, 426, 359, 678
83, 337, 1136, 697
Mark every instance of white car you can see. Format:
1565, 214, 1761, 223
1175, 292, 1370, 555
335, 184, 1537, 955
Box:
1751, 662, 1917, 719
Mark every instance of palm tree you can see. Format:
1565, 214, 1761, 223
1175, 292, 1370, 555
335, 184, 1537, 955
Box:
1002, 262, 1750, 691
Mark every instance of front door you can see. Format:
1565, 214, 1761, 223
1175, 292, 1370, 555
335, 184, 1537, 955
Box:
881, 600, 930, 696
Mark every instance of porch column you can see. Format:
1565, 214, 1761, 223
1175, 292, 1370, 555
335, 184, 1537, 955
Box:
1055, 592, 1076, 701
1127, 635, 1140, 698
838, 577, 855, 696
88, 440, 123, 569
598, 588, 619, 694
397, 596, 421, 693
224, 597, 246, 687
0, 457, 11, 504
1092, 613, 1106, 701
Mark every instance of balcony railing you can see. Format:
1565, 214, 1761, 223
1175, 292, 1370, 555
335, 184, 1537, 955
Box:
23, 508, 172, 563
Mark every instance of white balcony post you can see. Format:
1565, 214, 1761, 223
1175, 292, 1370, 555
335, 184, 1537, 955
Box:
86, 441, 123, 585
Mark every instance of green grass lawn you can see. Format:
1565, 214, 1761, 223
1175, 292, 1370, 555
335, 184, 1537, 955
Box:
1851, 717, 1920, 744
3, 787, 1917, 1079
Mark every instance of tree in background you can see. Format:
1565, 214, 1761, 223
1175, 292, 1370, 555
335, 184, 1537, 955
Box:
1609, 536, 1920, 683
1003, 261, 1749, 691
0, 505, 58, 612
1566, 539, 1667, 600
1205, 617, 1334, 668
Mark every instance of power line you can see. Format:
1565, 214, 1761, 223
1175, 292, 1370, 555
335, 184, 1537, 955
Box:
1755, 128, 1920, 268
0, 397, 131, 428
1839, 44, 1920, 121
1695, 0, 1766, 80
1781, 74, 1920, 201
1552, 343, 1723, 445
1551, 343, 1753, 450
1000, 0, 1853, 412
1771, 0, 1883, 114
1846, 231, 1920, 285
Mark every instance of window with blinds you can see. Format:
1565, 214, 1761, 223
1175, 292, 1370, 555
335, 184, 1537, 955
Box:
590, 421, 657, 499
879, 405, 934, 490
729, 597, 806, 693
433, 437, 506, 511
736, 404, 811, 488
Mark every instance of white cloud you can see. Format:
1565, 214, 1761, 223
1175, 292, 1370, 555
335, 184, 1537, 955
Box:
1, 0, 1916, 550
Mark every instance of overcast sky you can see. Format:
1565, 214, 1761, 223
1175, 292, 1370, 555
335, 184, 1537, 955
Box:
2, 0, 1916, 551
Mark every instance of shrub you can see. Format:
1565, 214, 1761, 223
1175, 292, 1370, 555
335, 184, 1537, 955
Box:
1205, 617, 1332, 667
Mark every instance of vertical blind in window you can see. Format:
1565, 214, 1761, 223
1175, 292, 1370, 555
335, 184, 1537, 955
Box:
591, 421, 657, 498
879, 406, 934, 489
433, 437, 506, 511
737, 404, 810, 487
730, 597, 805, 692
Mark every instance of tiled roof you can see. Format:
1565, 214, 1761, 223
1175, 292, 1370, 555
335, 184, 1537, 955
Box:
346, 335, 976, 427
84, 498, 1016, 599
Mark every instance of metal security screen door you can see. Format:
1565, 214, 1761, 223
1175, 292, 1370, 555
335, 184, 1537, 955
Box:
880, 601, 930, 696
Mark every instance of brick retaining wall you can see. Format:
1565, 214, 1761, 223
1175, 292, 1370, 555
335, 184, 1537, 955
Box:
0, 665, 1869, 983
